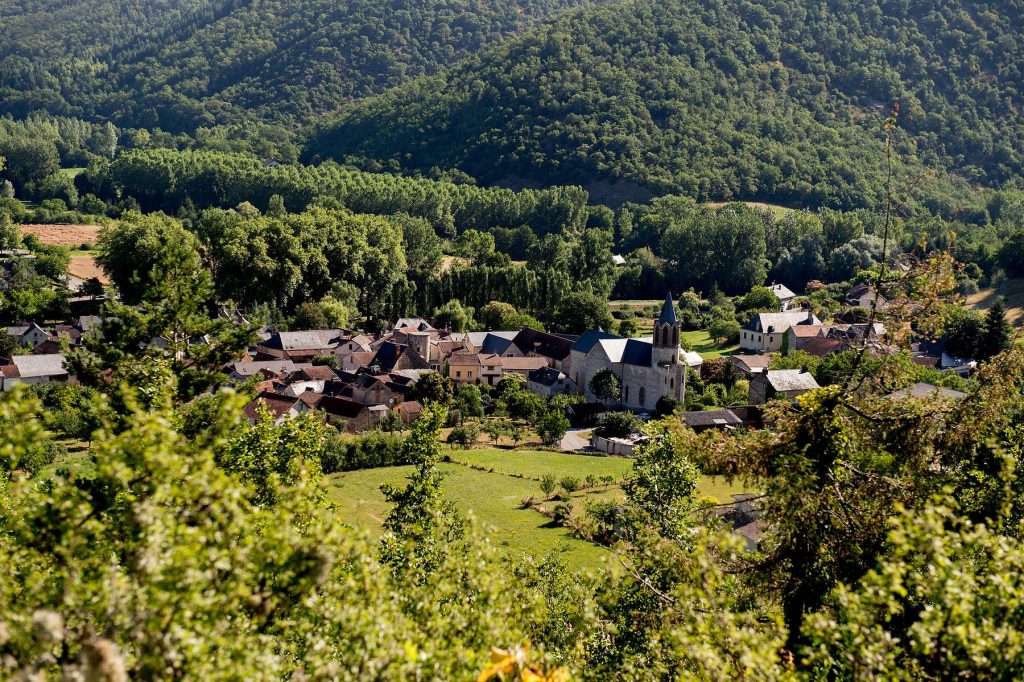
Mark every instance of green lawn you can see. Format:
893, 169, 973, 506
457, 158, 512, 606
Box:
329, 448, 755, 569
681, 329, 739, 359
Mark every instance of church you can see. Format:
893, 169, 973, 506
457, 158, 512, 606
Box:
569, 293, 703, 412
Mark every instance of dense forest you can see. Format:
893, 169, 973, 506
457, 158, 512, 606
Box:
309, 0, 1024, 210
0, 0, 591, 132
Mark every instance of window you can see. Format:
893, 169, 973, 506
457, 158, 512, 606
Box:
639, 387, 645, 407
624, 385, 629, 402
456, 370, 462, 378
670, 377, 674, 389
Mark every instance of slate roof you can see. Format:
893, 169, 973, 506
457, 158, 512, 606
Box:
657, 292, 678, 327
572, 329, 619, 353
369, 342, 429, 372
769, 283, 797, 300
735, 518, 767, 545
261, 329, 345, 352
528, 367, 569, 387
318, 396, 368, 419
744, 311, 820, 334
621, 338, 653, 366
7, 354, 67, 378
683, 409, 743, 428
511, 328, 573, 361
228, 360, 304, 377
476, 333, 517, 355
765, 369, 820, 392
887, 382, 968, 401
393, 317, 434, 331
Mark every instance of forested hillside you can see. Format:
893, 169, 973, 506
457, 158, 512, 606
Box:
0, 0, 590, 131
308, 0, 1024, 210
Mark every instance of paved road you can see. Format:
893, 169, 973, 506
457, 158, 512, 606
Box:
560, 428, 591, 452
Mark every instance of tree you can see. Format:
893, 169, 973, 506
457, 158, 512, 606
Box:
594, 411, 640, 438
293, 301, 329, 329
739, 286, 780, 311
453, 384, 484, 422
537, 409, 569, 446
622, 426, 699, 540
708, 318, 740, 344
380, 403, 464, 582
977, 301, 1012, 360
432, 299, 476, 332
617, 318, 639, 337
589, 368, 621, 406
408, 371, 453, 406
553, 291, 613, 334
0, 212, 20, 250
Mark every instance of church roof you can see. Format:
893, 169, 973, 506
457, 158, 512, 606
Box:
657, 293, 677, 327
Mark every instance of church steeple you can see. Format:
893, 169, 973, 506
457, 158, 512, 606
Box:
653, 292, 680, 362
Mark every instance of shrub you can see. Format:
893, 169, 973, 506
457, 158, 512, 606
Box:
559, 476, 581, 494
595, 411, 640, 439
540, 474, 557, 496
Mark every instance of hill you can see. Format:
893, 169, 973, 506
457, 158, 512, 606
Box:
307, 0, 1024, 210
0, 0, 591, 132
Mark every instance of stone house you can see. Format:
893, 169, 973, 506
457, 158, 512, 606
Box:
748, 369, 820, 404
0, 354, 69, 390
527, 367, 577, 397
740, 311, 821, 352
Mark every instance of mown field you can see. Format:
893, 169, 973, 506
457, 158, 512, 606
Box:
328, 447, 753, 569
967, 278, 1024, 327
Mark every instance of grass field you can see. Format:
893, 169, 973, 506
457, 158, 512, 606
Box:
967, 277, 1024, 327
681, 329, 739, 358
328, 448, 754, 568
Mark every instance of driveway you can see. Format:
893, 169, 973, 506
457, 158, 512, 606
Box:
560, 428, 591, 452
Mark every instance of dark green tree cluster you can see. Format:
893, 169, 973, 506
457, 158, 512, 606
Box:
310, 0, 1024, 211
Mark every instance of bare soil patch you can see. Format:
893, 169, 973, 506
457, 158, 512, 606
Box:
19, 224, 102, 246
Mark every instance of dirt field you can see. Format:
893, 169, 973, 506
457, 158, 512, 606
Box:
68, 255, 109, 285
19, 224, 102, 246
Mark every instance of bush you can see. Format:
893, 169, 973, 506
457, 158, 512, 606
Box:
319, 430, 406, 473
595, 411, 641, 439
448, 423, 479, 448
559, 476, 581, 494
540, 474, 557, 496
537, 409, 569, 446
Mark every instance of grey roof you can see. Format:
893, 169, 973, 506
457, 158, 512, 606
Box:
596, 338, 630, 363
621, 338, 653, 366
228, 360, 307, 377
5, 325, 29, 336
572, 329, 619, 353
683, 409, 743, 428
528, 367, 570, 387
657, 292, 677, 327
744, 311, 820, 334
393, 317, 434, 331
11, 354, 67, 378
262, 329, 345, 352
769, 283, 797, 300
887, 382, 968, 401
765, 369, 820, 392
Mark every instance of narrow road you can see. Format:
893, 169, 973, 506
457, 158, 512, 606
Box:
560, 428, 591, 452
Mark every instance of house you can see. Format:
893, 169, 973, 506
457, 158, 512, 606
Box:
784, 324, 825, 352
499, 355, 550, 379
800, 336, 845, 357
730, 354, 772, 378
317, 396, 377, 432
479, 353, 503, 385
845, 283, 887, 308
570, 294, 702, 412
335, 335, 373, 355
448, 351, 482, 385
5, 322, 50, 348
350, 374, 395, 406
682, 408, 744, 433
740, 311, 821, 352
393, 400, 423, 424
340, 351, 375, 372
0, 354, 69, 390
887, 382, 968, 402
367, 341, 429, 373
527, 367, 577, 397
226, 360, 305, 382
509, 327, 574, 371
242, 392, 309, 426
256, 329, 346, 361
769, 283, 798, 310
749, 369, 820, 404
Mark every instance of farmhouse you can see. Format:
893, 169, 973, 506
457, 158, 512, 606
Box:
0, 354, 69, 390
748, 369, 820, 404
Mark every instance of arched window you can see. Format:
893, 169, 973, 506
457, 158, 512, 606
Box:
639, 386, 645, 407
670, 377, 674, 389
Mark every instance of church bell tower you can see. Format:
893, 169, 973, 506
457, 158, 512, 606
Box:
652, 292, 680, 365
